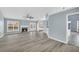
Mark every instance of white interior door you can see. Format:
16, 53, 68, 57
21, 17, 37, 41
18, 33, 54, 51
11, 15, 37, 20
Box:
37, 21, 44, 31
66, 20, 71, 43
67, 21, 71, 36
29, 21, 36, 31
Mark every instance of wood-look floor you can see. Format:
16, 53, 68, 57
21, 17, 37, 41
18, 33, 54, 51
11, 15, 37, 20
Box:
69, 32, 79, 47
0, 32, 79, 52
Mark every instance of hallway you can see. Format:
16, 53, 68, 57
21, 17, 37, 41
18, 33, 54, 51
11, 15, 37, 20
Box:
0, 32, 79, 52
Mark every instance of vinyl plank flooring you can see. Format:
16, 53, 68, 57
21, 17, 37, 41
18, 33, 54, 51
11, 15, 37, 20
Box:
0, 32, 79, 52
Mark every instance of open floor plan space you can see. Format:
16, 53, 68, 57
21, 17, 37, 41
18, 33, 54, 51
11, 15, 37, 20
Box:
1, 7, 79, 52
0, 32, 79, 52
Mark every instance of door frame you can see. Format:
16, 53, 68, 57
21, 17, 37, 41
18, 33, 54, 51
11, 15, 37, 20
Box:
29, 21, 37, 32
66, 12, 79, 43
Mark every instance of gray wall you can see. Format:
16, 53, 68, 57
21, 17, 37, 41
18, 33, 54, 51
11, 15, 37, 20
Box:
43, 20, 47, 32
4, 18, 29, 33
0, 11, 4, 33
48, 8, 79, 43
68, 14, 79, 32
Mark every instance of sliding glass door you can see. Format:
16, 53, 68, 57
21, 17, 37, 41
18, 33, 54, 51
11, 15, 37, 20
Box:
7, 21, 19, 32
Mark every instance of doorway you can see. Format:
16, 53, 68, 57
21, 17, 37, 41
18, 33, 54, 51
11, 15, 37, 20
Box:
67, 12, 79, 47
29, 21, 37, 32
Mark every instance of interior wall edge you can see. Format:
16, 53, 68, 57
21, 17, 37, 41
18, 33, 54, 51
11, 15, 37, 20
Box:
47, 34, 67, 44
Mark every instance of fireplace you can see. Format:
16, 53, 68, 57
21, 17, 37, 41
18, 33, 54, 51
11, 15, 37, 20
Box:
22, 27, 28, 32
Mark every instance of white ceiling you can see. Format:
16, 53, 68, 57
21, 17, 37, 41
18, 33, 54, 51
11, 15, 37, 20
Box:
0, 7, 73, 20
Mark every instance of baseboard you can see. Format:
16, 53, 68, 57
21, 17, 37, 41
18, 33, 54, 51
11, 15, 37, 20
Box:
0, 34, 5, 38
48, 35, 67, 44
4, 32, 21, 35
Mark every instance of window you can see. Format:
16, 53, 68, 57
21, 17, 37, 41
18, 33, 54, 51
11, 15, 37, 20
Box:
7, 21, 19, 32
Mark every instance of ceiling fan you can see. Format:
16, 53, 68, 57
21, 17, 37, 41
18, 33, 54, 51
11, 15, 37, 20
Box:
23, 14, 34, 19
